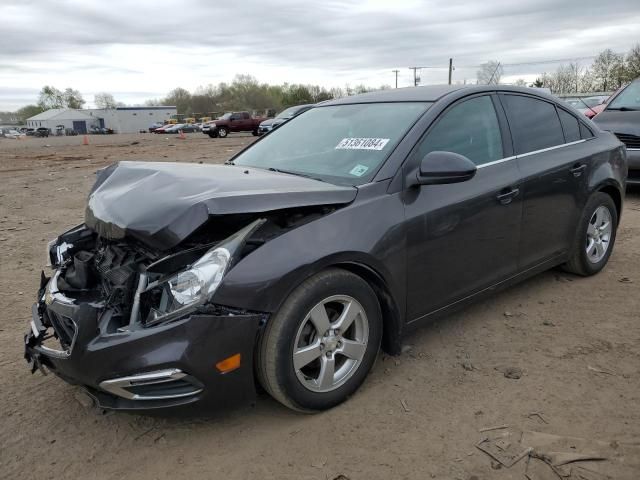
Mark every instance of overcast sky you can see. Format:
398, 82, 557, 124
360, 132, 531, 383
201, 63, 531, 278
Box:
1, 0, 639, 110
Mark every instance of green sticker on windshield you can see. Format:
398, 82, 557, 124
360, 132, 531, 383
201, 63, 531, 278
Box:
349, 164, 369, 177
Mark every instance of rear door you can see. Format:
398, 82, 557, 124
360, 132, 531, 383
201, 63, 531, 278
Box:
499, 93, 591, 269
404, 94, 523, 321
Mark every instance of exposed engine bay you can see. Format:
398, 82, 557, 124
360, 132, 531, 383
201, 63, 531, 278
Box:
44, 206, 335, 336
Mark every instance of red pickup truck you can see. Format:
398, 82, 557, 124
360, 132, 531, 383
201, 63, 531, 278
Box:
206, 111, 267, 138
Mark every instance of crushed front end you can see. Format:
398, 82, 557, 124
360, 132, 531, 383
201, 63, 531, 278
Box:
24, 223, 266, 411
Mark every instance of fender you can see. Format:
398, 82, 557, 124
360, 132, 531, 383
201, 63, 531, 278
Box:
213, 181, 408, 349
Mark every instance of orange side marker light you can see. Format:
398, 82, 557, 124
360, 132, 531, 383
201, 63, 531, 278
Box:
216, 353, 241, 374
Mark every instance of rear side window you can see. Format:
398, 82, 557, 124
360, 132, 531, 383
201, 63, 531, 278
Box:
501, 95, 564, 154
580, 123, 594, 139
558, 108, 581, 142
414, 95, 503, 166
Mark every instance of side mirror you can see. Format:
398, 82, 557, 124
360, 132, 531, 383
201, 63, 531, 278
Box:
415, 151, 477, 185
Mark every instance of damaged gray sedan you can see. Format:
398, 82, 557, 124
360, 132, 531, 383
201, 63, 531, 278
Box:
25, 85, 626, 412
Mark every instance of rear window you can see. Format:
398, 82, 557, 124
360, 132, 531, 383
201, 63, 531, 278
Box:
558, 108, 581, 143
501, 95, 564, 154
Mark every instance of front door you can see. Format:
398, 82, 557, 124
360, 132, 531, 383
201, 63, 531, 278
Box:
498, 94, 591, 269
404, 94, 522, 321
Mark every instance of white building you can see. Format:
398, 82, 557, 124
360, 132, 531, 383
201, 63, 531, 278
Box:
27, 106, 177, 134
86, 106, 177, 133
26, 109, 95, 133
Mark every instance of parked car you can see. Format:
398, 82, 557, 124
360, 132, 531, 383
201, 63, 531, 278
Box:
148, 122, 164, 133
560, 96, 608, 118
258, 104, 313, 135
164, 123, 200, 134
34, 127, 50, 137
201, 121, 217, 136
207, 111, 267, 138
153, 124, 173, 134
25, 128, 36, 136
593, 78, 640, 184
24, 85, 625, 413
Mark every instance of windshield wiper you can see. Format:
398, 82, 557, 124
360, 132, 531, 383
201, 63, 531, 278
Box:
606, 106, 639, 111
267, 167, 326, 183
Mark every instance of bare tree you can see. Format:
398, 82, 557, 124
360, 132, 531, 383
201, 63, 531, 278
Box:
94, 92, 118, 109
623, 43, 640, 82
592, 49, 624, 91
477, 61, 503, 85
63, 88, 85, 109
38, 86, 64, 109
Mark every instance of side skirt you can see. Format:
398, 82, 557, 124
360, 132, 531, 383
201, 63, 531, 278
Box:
405, 254, 567, 331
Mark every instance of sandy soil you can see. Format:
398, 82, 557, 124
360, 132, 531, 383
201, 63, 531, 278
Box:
1, 133, 639, 480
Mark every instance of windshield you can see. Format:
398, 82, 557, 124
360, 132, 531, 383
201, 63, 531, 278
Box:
607, 81, 640, 110
219, 113, 232, 120
233, 102, 430, 185
277, 106, 302, 119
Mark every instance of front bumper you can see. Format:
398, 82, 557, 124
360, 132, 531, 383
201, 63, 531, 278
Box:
24, 284, 264, 411
627, 149, 640, 185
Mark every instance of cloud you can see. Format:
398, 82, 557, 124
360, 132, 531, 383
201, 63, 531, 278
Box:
1, 0, 639, 109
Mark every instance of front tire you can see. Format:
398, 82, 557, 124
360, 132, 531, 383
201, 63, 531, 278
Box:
217, 127, 228, 138
563, 192, 618, 276
257, 268, 382, 412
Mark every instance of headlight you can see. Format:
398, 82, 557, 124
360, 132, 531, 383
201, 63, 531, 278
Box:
141, 247, 230, 325
168, 247, 230, 306
138, 218, 265, 327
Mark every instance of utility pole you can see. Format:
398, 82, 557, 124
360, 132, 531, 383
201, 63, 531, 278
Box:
392, 69, 400, 88
408, 67, 421, 86
448, 58, 453, 85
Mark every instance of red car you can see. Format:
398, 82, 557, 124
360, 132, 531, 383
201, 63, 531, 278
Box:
153, 124, 173, 134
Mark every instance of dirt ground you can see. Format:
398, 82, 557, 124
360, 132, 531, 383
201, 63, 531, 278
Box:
1, 133, 639, 480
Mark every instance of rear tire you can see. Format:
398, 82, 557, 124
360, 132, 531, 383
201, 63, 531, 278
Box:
257, 268, 382, 412
563, 192, 618, 276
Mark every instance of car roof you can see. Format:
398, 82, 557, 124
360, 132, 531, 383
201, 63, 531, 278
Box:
320, 84, 560, 106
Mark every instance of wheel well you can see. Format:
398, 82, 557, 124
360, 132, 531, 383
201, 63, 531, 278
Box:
598, 185, 622, 221
334, 263, 402, 356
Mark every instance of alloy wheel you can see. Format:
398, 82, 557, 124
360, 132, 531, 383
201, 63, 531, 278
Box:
293, 295, 369, 392
585, 205, 612, 263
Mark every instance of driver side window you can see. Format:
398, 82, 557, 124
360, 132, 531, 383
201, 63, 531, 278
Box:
414, 95, 503, 166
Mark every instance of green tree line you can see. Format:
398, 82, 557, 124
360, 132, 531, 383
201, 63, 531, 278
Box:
144, 74, 387, 117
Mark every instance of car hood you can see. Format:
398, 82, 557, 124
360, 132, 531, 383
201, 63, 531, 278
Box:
85, 161, 357, 250
259, 118, 275, 127
593, 110, 640, 136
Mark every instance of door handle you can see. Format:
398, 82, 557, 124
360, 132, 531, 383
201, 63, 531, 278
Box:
570, 164, 587, 177
496, 187, 520, 205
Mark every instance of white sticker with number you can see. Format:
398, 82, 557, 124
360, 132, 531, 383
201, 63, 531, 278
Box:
335, 137, 390, 151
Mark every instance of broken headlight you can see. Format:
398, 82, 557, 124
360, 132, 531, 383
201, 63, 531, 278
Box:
140, 219, 265, 327
141, 246, 230, 326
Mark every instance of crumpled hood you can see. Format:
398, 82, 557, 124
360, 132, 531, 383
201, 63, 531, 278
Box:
85, 161, 357, 250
